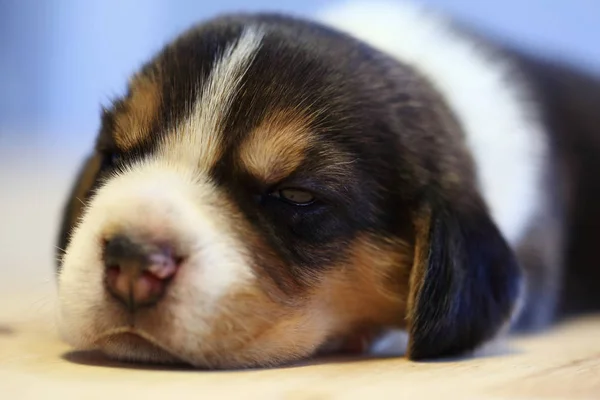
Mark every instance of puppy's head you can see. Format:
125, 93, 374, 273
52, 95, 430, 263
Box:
57, 14, 521, 368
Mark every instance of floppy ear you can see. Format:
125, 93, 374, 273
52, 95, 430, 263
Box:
406, 196, 523, 360
56, 152, 103, 272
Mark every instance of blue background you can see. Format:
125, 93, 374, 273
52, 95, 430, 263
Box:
1, 0, 599, 147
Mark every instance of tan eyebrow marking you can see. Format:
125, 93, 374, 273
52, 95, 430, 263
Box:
238, 110, 313, 185
113, 72, 162, 151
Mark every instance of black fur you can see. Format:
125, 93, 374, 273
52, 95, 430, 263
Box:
509, 52, 600, 317
409, 198, 521, 359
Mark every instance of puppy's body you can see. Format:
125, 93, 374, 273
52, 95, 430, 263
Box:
56, 1, 600, 368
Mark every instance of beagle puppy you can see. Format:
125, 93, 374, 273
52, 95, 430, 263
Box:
55, 1, 600, 368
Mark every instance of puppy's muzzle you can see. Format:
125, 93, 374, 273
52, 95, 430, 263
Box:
103, 235, 181, 312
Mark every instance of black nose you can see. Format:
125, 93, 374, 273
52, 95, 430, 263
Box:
103, 235, 179, 312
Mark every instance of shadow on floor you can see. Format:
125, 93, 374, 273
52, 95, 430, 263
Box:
62, 349, 406, 372
62, 350, 198, 372
62, 340, 522, 372
0, 324, 15, 335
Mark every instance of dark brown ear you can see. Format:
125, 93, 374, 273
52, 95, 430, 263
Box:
56, 152, 103, 273
406, 197, 522, 360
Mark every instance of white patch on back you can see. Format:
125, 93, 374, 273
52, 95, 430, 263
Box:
317, 1, 547, 245
162, 27, 264, 171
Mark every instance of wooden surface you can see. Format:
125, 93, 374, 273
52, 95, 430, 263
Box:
1, 293, 599, 399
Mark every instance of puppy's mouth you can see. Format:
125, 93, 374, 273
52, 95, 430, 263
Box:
94, 327, 193, 366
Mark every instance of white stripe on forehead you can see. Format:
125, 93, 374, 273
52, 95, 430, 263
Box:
161, 27, 264, 171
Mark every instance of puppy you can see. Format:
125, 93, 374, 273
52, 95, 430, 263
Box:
55, 1, 600, 368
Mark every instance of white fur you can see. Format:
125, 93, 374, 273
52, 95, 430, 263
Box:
58, 29, 264, 358
162, 27, 264, 170
317, 1, 547, 245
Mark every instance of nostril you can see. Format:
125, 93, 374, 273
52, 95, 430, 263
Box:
105, 264, 125, 299
138, 270, 168, 299
102, 235, 182, 310
105, 264, 121, 285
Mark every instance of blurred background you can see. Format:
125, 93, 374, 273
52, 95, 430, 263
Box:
0, 0, 599, 315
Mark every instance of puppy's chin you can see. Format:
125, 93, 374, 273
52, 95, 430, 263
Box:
61, 306, 325, 369
86, 312, 332, 369
59, 283, 331, 370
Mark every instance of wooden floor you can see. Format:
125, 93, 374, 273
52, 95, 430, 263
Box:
1, 291, 599, 399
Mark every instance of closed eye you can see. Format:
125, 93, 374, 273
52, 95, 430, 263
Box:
100, 151, 123, 171
269, 188, 316, 206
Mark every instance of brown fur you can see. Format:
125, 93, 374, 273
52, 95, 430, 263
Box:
187, 234, 412, 367
238, 110, 313, 184
406, 208, 431, 325
113, 73, 162, 151
316, 235, 411, 331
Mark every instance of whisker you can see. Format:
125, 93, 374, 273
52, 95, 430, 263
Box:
55, 245, 67, 254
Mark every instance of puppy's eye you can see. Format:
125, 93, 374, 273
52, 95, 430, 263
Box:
101, 151, 122, 169
271, 188, 315, 206
110, 153, 122, 165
